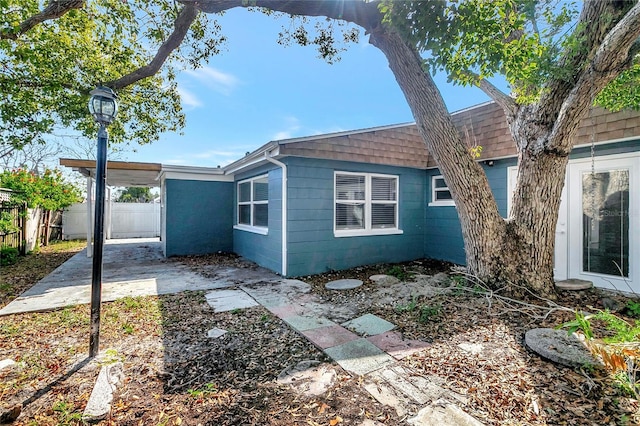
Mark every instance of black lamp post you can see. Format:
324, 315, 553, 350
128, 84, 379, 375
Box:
88, 86, 118, 358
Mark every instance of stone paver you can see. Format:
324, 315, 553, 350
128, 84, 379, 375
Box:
367, 331, 431, 360
325, 279, 363, 290
284, 315, 336, 332
204, 289, 258, 312
324, 338, 395, 375
342, 313, 396, 336
269, 304, 305, 319
302, 324, 360, 349
524, 328, 601, 369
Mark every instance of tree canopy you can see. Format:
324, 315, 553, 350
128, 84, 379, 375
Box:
116, 187, 155, 203
0, 0, 225, 155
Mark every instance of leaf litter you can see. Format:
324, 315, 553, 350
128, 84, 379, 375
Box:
0, 250, 639, 425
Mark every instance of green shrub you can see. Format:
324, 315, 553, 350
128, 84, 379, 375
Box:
0, 245, 19, 266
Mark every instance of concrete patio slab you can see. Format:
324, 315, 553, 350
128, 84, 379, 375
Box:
204, 289, 259, 312
0, 239, 280, 316
342, 313, 396, 336
324, 338, 395, 375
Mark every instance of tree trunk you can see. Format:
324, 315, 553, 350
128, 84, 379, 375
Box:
368, 24, 564, 297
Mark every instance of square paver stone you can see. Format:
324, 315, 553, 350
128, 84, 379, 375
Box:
302, 325, 360, 349
324, 339, 395, 375
342, 313, 396, 336
205, 289, 258, 312
367, 331, 431, 360
284, 315, 336, 331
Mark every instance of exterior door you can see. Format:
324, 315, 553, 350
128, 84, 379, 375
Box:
568, 155, 638, 293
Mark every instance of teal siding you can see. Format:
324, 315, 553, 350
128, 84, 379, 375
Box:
424, 157, 518, 265
571, 139, 640, 160
165, 179, 233, 256
283, 157, 425, 277
233, 165, 283, 274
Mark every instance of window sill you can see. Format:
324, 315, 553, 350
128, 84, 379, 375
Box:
428, 201, 456, 207
334, 228, 403, 238
234, 225, 268, 235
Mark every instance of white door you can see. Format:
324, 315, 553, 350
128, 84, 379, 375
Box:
568, 155, 639, 293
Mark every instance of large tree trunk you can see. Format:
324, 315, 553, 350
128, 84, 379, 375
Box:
368, 24, 564, 297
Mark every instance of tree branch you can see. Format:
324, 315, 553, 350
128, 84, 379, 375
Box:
550, 1, 640, 150
540, 1, 635, 115
477, 78, 518, 119
105, 4, 199, 90
1, 0, 84, 40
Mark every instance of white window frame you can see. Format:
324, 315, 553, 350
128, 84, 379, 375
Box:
429, 175, 455, 206
334, 171, 403, 237
234, 174, 268, 235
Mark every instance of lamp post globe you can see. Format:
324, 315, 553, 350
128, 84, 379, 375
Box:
88, 86, 118, 125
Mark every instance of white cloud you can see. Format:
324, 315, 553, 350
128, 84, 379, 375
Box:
272, 116, 301, 141
177, 86, 203, 109
183, 66, 241, 96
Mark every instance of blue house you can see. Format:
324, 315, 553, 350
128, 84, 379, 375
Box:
64, 102, 640, 293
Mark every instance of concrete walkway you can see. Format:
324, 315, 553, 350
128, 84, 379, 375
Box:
0, 238, 277, 316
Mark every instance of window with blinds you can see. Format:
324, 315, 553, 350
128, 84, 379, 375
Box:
237, 175, 268, 230
335, 172, 399, 236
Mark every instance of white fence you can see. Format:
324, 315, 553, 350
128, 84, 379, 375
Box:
63, 202, 161, 240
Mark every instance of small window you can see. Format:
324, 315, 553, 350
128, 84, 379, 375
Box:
236, 175, 268, 233
429, 175, 455, 206
334, 172, 401, 237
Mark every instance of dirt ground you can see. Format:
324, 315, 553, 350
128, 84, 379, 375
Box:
1, 249, 640, 425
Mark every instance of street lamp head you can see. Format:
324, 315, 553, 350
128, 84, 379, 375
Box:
88, 86, 118, 125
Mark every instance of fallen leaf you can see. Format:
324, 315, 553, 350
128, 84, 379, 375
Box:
329, 416, 343, 425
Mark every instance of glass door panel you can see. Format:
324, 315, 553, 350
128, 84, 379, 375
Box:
582, 169, 629, 277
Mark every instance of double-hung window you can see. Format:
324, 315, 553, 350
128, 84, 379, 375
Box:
236, 175, 268, 233
429, 175, 455, 206
334, 172, 401, 237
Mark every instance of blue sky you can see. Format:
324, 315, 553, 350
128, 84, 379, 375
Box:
126, 8, 499, 168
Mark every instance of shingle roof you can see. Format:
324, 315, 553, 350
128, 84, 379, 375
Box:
278, 101, 640, 169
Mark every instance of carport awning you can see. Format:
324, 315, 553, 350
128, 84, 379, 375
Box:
60, 158, 162, 187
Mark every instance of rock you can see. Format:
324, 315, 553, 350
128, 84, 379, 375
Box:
277, 361, 337, 397
325, 279, 363, 290
0, 358, 16, 371
407, 400, 484, 426
207, 328, 227, 338
370, 275, 400, 286
83, 362, 125, 423
524, 328, 602, 369
601, 297, 623, 312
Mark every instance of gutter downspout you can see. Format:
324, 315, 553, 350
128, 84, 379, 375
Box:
265, 151, 287, 277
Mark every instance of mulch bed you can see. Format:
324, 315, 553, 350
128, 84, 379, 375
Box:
1, 250, 639, 425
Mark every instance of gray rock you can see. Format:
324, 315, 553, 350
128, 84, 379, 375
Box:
83, 362, 124, 422
0, 358, 16, 371
370, 275, 400, 286
207, 328, 227, 338
407, 400, 485, 426
277, 361, 337, 397
524, 328, 601, 369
